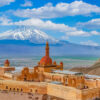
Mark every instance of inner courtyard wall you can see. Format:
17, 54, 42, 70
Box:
47, 83, 82, 100
0, 80, 47, 94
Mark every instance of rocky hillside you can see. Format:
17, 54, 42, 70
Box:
70, 59, 100, 75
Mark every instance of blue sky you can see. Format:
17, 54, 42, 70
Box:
0, 0, 100, 46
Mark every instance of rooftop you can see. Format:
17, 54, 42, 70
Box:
85, 74, 100, 79
50, 81, 62, 85
52, 70, 83, 75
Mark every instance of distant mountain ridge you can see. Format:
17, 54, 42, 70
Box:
0, 39, 62, 46
0, 27, 100, 56
0, 39, 100, 56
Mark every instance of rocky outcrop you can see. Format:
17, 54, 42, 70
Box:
70, 59, 100, 75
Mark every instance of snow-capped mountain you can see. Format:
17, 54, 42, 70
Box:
0, 27, 59, 44
0, 27, 100, 56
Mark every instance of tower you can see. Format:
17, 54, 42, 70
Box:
36, 41, 63, 73
4, 59, 10, 67
45, 41, 49, 57
40, 41, 52, 66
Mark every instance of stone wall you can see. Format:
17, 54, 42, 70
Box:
81, 88, 100, 100
85, 79, 97, 88
0, 80, 47, 95
0, 79, 100, 100
47, 83, 82, 100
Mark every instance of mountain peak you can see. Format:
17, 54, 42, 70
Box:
0, 27, 59, 44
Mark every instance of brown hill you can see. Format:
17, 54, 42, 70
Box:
70, 59, 100, 75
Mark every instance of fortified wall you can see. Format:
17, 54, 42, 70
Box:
0, 80, 47, 94
0, 79, 100, 100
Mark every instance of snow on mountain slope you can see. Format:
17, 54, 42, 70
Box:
0, 27, 100, 56
0, 27, 59, 44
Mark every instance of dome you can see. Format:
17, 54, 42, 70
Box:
60, 62, 63, 65
40, 56, 52, 66
5, 59, 10, 65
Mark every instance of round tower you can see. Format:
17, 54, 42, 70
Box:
53, 61, 57, 65
60, 62, 63, 66
4, 59, 10, 67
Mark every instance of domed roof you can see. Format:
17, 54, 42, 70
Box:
5, 59, 10, 64
60, 61, 63, 65
40, 56, 52, 66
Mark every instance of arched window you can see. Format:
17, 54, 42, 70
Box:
35, 89, 37, 93
6, 86, 8, 89
10, 88, 11, 91
59, 78, 61, 81
24, 77, 27, 81
21, 88, 23, 92
30, 89, 32, 92
13, 88, 15, 91
35, 97, 38, 100
17, 88, 19, 92
72, 79, 75, 84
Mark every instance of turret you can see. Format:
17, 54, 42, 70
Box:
53, 61, 57, 65
60, 62, 63, 67
4, 59, 10, 67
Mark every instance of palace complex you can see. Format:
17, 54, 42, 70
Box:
0, 41, 100, 100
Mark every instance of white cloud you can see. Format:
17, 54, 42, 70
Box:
0, 16, 12, 25
12, 1, 100, 18
77, 18, 100, 29
21, 0, 32, 7
2, 18, 100, 37
0, 0, 15, 7
61, 36, 69, 40
80, 40, 99, 46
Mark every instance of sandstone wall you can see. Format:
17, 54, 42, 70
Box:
81, 88, 100, 100
0, 80, 47, 94
85, 79, 98, 88
47, 83, 82, 100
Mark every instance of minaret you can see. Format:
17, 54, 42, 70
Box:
45, 41, 49, 57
